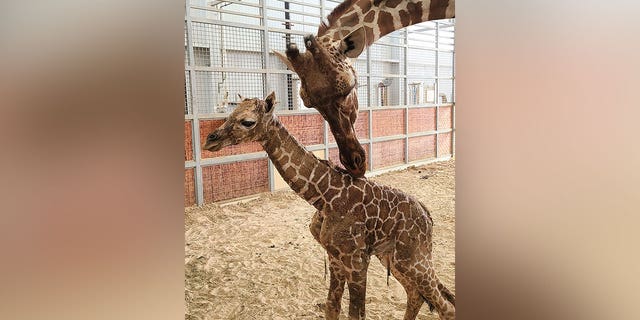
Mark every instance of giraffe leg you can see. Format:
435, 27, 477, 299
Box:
325, 256, 346, 320
394, 258, 455, 320
346, 253, 370, 320
379, 254, 424, 320
403, 288, 426, 320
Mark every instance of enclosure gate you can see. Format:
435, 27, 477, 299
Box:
184, 0, 456, 206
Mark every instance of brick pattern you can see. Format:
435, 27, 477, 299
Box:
372, 109, 405, 137
328, 144, 370, 171
279, 114, 324, 145
186, 111, 452, 206
184, 168, 196, 207
199, 119, 262, 159
372, 139, 406, 169
185, 120, 193, 161
408, 135, 436, 162
202, 159, 269, 203
437, 132, 452, 156
408, 107, 436, 133
328, 111, 370, 143
438, 106, 453, 130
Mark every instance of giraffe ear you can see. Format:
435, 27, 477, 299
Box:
272, 50, 296, 71
264, 91, 276, 114
341, 26, 366, 58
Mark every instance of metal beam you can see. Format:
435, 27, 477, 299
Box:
186, 2, 205, 206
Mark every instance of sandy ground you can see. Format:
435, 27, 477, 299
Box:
185, 159, 455, 320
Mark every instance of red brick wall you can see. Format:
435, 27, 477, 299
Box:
408, 107, 436, 133
438, 106, 453, 130
201, 159, 269, 203
372, 109, 405, 137
279, 114, 324, 145
372, 139, 405, 168
438, 132, 452, 156
186, 110, 453, 206
185, 168, 195, 207
185, 121, 193, 161
328, 111, 370, 143
199, 119, 262, 159
408, 135, 436, 162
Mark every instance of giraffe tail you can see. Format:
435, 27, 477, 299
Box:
419, 279, 456, 312
438, 281, 456, 306
418, 201, 434, 226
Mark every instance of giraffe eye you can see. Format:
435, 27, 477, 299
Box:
240, 120, 256, 128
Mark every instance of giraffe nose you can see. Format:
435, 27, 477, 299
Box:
353, 154, 363, 168
207, 133, 219, 142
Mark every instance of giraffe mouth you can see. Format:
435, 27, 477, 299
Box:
202, 141, 222, 152
339, 151, 367, 178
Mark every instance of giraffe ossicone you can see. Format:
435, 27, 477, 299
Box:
273, 0, 455, 177
203, 93, 455, 320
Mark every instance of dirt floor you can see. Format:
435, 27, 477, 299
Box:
185, 159, 455, 320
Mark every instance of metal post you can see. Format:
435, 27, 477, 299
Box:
434, 21, 440, 159
366, 46, 374, 171
284, 1, 294, 110
403, 28, 409, 164
261, 0, 276, 191
262, 0, 271, 97
186, 2, 205, 205
451, 23, 456, 157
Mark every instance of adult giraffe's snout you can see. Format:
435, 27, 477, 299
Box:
203, 131, 223, 152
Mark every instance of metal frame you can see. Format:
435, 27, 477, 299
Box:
185, 0, 455, 206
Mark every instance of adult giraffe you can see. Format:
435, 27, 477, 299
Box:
274, 0, 455, 177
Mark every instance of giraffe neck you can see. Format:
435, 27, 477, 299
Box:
260, 116, 340, 210
321, 0, 455, 46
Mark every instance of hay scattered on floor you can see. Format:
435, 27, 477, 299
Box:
185, 159, 455, 319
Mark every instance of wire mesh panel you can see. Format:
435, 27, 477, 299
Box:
408, 24, 437, 48
407, 79, 436, 106
184, 22, 190, 66
267, 30, 307, 111
407, 47, 436, 77
439, 79, 454, 104
376, 29, 406, 46
370, 43, 405, 75
323, 0, 342, 16
268, 73, 303, 110
353, 58, 367, 75
193, 71, 264, 114
184, 0, 455, 205
370, 76, 403, 107
191, 0, 262, 25
185, 71, 193, 114
439, 51, 454, 79
190, 23, 264, 69
356, 76, 369, 108
266, 0, 322, 33
438, 20, 456, 51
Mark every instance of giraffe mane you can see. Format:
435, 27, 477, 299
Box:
318, 0, 360, 36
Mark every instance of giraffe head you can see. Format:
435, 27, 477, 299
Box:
203, 92, 277, 152
273, 28, 368, 177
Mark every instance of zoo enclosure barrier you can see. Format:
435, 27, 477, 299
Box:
184, 0, 456, 206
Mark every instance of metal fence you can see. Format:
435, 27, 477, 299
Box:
185, 0, 455, 206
